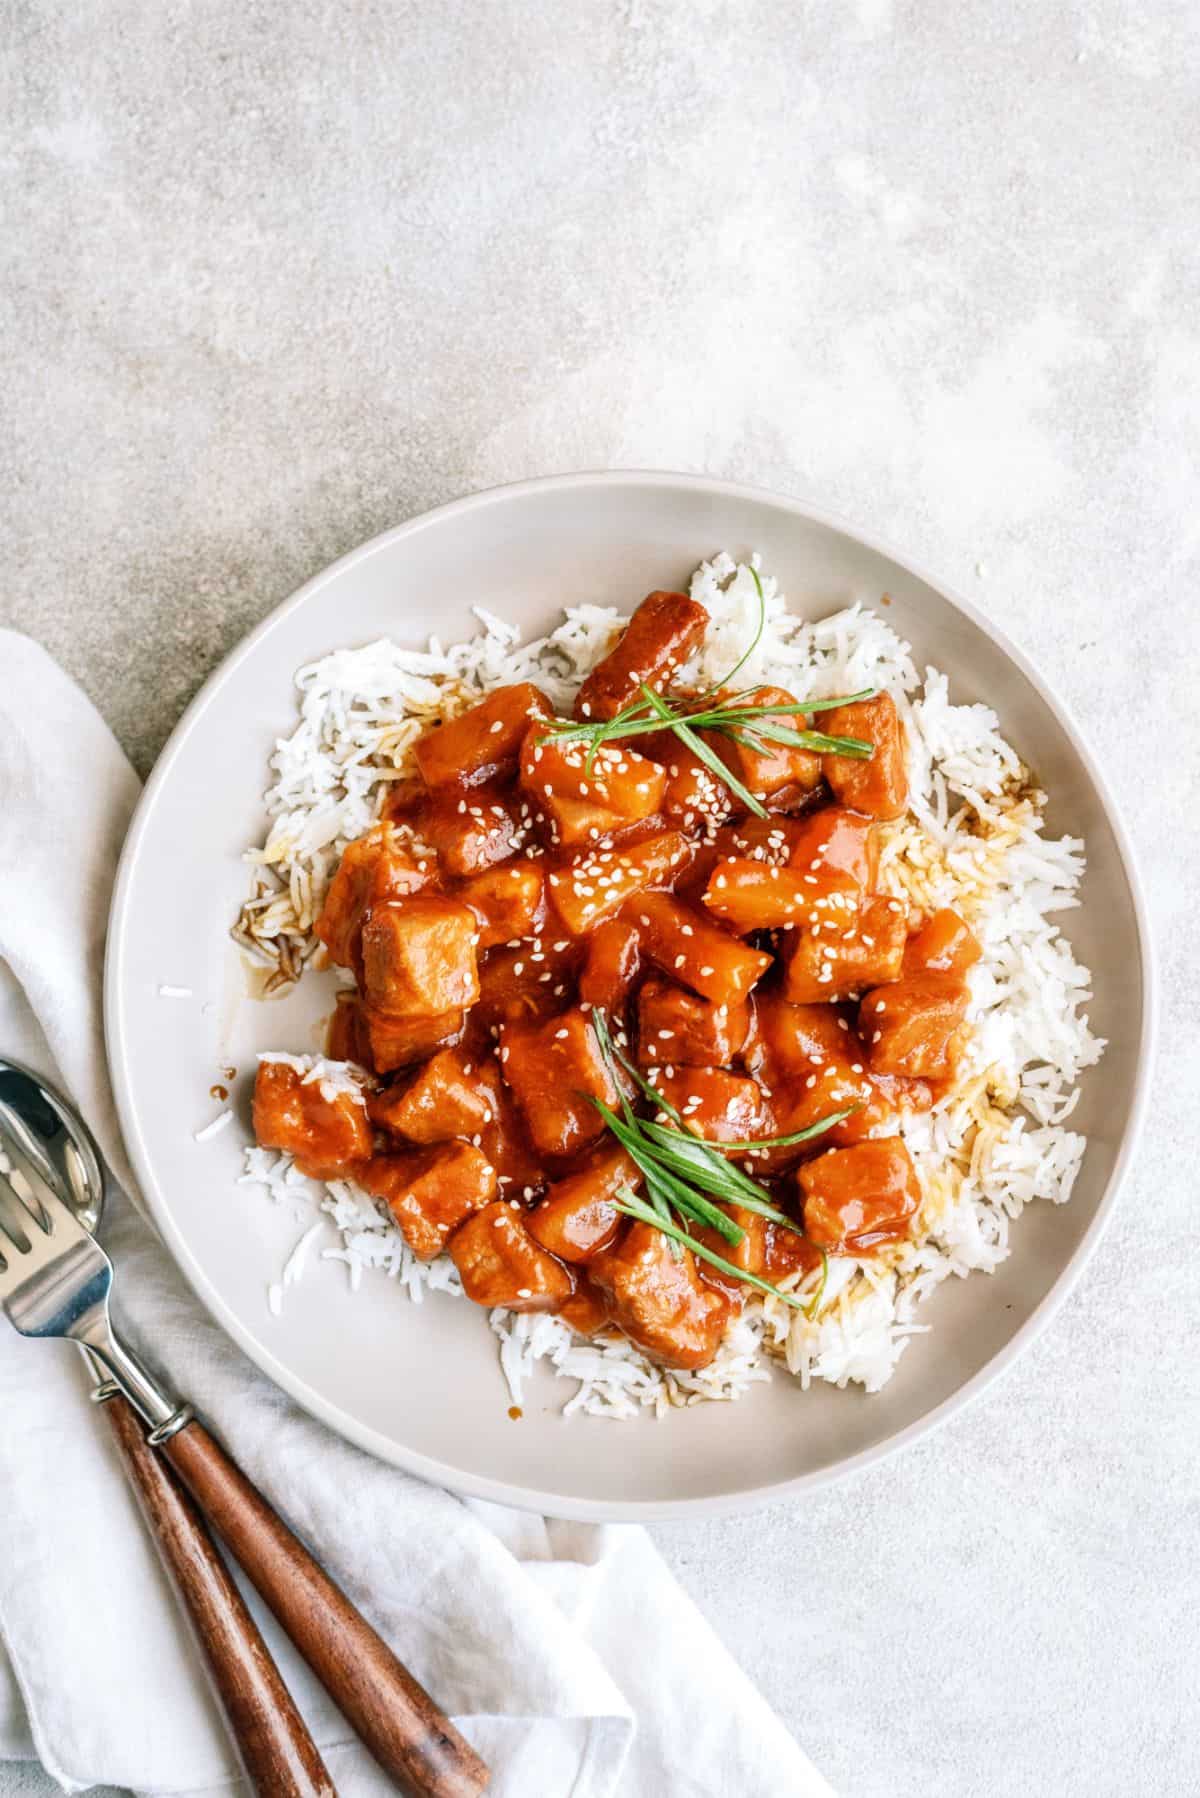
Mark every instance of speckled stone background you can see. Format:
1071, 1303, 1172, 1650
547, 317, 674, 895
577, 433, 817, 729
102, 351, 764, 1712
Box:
2, 2, 1198, 1795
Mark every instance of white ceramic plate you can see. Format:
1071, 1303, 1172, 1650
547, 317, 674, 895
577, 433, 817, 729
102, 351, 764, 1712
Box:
105, 472, 1154, 1520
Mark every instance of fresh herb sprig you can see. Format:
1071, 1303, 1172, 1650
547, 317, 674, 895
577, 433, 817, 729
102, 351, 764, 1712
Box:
541, 567, 876, 819
589, 1011, 842, 1316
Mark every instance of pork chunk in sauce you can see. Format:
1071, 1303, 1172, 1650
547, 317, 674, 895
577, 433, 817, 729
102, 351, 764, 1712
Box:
253, 586, 983, 1375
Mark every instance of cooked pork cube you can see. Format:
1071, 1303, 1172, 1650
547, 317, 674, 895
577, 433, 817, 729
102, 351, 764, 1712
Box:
414, 682, 549, 789
762, 1064, 885, 1156
744, 992, 860, 1077
693, 1205, 768, 1295
634, 893, 771, 1004
745, 993, 901, 1154
527, 1145, 638, 1262
786, 805, 879, 890
449, 1201, 573, 1312
702, 685, 822, 804
520, 725, 666, 848
820, 693, 908, 820
861, 972, 971, 1079
702, 858, 859, 935
680, 810, 814, 899
762, 1224, 824, 1282
546, 830, 691, 935
458, 861, 545, 948
369, 1045, 497, 1144
781, 893, 908, 1003
652, 1067, 765, 1143
711, 812, 819, 867
498, 1007, 622, 1159
421, 785, 531, 879
359, 1143, 497, 1260
645, 733, 737, 835
474, 935, 582, 1028
902, 907, 982, 977
591, 1224, 733, 1369
578, 918, 641, 1013
252, 1059, 371, 1180
476, 1064, 546, 1194
556, 1279, 613, 1337
574, 589, 709, 722
315, 826, 432, 968
797, 1138, 921, 1252
361, 897, 480, 1018
364, 1006, 464, 1074
636, 976, 750, 1069
326, 992, 372, 1065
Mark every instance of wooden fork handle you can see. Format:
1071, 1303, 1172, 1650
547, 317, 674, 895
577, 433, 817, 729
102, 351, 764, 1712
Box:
161, 1419, 489, 1798
99, 1393, 334, 1797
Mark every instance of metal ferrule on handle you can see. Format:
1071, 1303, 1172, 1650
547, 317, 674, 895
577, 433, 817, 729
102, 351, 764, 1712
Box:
71, 1308, 186, 1435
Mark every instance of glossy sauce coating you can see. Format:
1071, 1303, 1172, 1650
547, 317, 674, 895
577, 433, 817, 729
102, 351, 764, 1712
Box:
252, 590, 980, 1370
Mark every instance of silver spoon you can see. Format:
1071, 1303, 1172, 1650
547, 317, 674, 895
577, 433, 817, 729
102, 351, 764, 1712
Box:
0, 1056, 335, 1796
0, 1055, 488, 1798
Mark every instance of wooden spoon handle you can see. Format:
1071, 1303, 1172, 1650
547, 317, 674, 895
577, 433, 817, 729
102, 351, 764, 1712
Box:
99, 1393, 334, 1797
161, 1418, 489, 1798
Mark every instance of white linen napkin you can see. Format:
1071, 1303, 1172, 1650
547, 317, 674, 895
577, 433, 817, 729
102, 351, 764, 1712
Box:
0, 628, 833, 1798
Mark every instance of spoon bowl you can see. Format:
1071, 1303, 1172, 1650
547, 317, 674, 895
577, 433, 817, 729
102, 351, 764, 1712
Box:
0, 1058, 105, 1235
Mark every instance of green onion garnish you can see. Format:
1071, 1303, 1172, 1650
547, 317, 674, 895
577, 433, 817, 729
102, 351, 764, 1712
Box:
588, 1011, 847, 1317
614, 1188, 810, 1310
540, 573, 875, 814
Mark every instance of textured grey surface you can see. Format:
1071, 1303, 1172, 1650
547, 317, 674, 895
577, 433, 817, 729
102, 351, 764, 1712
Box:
2, 2, 1198, 1795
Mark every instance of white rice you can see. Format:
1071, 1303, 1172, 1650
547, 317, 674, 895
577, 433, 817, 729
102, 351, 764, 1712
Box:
193, 1109, 235, 1143
237, 553, 1104, 1412
256, 1051, 371, 1108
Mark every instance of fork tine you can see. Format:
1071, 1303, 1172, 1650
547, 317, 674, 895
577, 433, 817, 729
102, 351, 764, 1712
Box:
0, 1117, 57, 1234
0, 1097, 60, 1200
0, 1170, 34, 1258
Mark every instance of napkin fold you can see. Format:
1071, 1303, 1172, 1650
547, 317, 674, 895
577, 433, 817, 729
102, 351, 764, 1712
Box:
0, 629, 832, 1798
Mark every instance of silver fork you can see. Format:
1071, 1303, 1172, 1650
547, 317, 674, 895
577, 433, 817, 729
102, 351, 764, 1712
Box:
0, 1107, 185, 1432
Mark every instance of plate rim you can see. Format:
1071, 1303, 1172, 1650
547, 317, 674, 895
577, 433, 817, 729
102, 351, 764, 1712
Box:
105, 468, 1157, 1521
